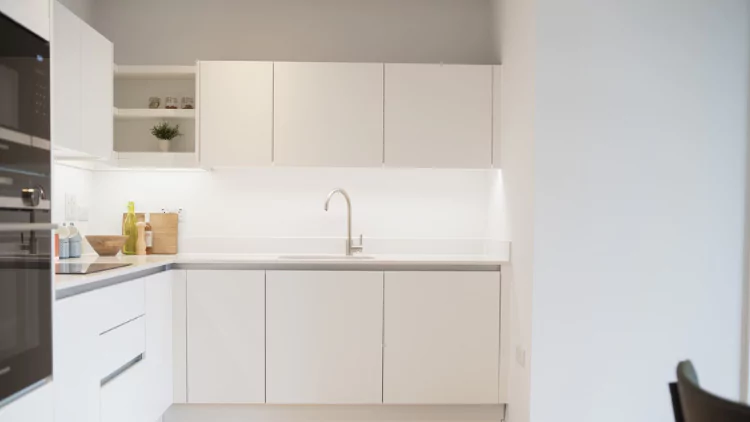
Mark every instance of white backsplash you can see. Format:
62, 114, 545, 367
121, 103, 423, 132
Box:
54, 164, 508, 255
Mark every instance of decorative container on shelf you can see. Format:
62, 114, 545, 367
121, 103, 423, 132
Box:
148, 97, 161, 109
165, 97, 179, 109
158, 140, 170, 152
181, 97, 194, 109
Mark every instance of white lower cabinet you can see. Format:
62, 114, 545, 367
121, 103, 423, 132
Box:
383, 271, 501, 404
100, 362, 148, 422
54, 292, 101, 422
144, 270, 174, 420
186, 270, 265, 404
266, 271, 384, 404
54, 271, 176, 422
0, 382, 54, 422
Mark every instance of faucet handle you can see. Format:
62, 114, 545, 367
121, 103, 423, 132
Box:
351, 234, 364, 254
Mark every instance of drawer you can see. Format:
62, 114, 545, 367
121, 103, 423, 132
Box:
92, 279, 146, 334
100, 355, 147, 422
98, 316, 145, 381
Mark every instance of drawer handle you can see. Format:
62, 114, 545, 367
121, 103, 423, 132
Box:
100, 353, 143, 386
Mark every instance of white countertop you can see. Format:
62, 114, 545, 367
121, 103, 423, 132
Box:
55, 253, 507, 299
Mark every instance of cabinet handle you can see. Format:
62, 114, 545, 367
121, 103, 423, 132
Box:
100, 354, 143, 386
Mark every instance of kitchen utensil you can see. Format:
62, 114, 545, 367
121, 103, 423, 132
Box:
150, 213, 178, 254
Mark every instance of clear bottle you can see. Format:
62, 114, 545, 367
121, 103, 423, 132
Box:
123, 201, 138, 255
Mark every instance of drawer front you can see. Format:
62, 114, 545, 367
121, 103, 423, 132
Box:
98, 316, 146, 381
100, 357, 147, 422
92, 279, 145, 334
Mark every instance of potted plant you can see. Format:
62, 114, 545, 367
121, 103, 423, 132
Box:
150, 121, 182, 152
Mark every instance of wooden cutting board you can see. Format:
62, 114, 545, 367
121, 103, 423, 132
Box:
122, 212, 178, 254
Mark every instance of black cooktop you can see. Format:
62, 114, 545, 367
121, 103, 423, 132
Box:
55, 262, 132, 275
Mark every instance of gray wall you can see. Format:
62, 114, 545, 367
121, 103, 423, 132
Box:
58, 0, 94, 24
92, 0, 496, 65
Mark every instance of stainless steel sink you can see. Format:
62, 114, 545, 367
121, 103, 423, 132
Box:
277, 254, 375, 260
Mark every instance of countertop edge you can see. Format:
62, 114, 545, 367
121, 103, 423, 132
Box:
55, 264, 173, 300
172, 262, 503, 272
55, 259, 504, 300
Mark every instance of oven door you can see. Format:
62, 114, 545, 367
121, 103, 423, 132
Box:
0, 213, 53, 404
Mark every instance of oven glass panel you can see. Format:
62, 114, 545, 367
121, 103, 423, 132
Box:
0, 13, 49, 141
0, 209, 51, 403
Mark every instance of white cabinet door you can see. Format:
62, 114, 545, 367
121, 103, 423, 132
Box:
52, 2, 81, 152
144, 271, 173, 421
100, 360, 148, 422
187, 270, 265, 403
492, 65, 502, 168
171, 270, 187, 404
80, 21, 113, 159
0, 0, 50, 40
384, 64, 492, 168
54, 293, 101, 422
383, 271, 500, 404
199, 61, 273, 167
273, 62, 384, 167
0, 382, 54, 422
266, 271, 383, 404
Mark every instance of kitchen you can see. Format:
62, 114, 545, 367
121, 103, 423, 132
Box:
1, 1, 748, 422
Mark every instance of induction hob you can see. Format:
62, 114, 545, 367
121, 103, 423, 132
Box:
55, 262, 132, 275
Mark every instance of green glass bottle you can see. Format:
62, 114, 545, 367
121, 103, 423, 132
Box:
123, 201, 138, 255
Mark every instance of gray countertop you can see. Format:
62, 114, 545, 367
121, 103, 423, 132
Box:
55, 253, 506, 300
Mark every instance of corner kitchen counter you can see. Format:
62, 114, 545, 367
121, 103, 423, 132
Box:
55, 253, 506, 300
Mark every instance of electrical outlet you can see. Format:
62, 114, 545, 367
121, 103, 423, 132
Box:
160, 207, 185, 221
77, 205, 89, 222
516, 346, 526, 368
65, 193, 77, 221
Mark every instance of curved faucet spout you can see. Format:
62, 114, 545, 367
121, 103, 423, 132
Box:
324, 188, 351, 212
324, 188, 357, 255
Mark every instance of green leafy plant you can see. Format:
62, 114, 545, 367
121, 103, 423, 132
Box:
150, 121, 182, 141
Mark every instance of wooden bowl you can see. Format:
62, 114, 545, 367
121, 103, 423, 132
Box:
86, 235, 127, 256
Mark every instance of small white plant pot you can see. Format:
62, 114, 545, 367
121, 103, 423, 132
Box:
158, 139, 170, 152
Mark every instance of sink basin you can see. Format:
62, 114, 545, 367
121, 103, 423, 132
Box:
278, 254, 375, 260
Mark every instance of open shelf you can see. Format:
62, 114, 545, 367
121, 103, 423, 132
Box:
114, 108, 195, 120
114, 65, 196, 80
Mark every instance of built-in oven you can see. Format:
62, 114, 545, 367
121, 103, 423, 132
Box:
0, 10, 52, 406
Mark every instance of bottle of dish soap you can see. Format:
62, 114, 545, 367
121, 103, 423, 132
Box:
123, 201, 138, 255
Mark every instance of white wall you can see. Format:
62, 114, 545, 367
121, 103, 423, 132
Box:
52, 163, 94, 223
494, 0, 535, 421
92, 0, 496, 65
528, 1, 749, 422
80, 168, 501, 253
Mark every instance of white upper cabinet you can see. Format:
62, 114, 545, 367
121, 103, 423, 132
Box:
52, 2, 81, 152
266, 271, 384, 404
383, 271, 500, 404
0, 0, 50, 40
52, 1, 112, 159
187, 270, 266, 404
492, 65, 502, 168
273, 62, 384, 167
80, 21, 113, 160
199, 61, 273, 167
384, 64, 493, 168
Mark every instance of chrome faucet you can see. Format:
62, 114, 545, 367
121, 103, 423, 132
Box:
324, 188, 363, 256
